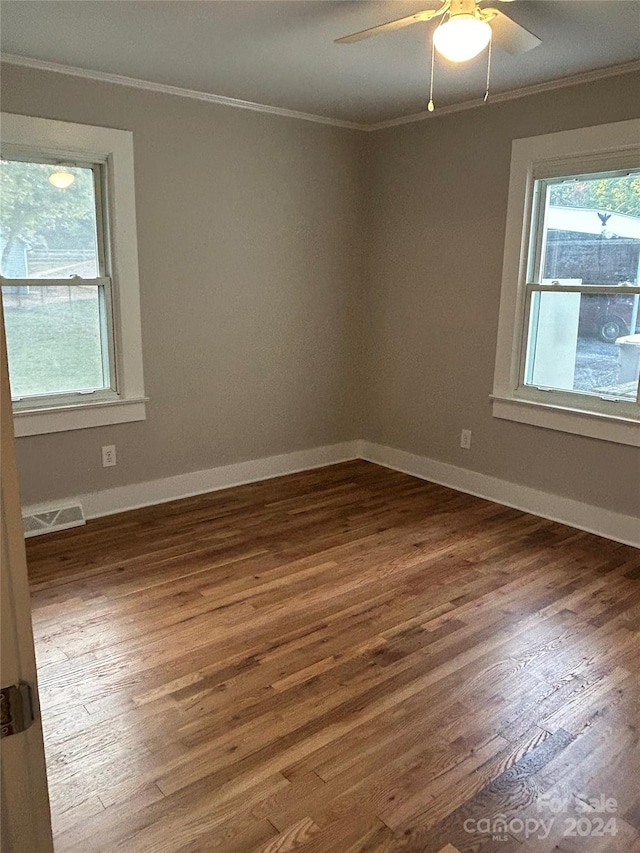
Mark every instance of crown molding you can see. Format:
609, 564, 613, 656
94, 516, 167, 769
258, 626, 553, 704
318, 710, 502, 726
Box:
2, 52, 639, 134
367, 59, 640, 131
0, 53, 368, 132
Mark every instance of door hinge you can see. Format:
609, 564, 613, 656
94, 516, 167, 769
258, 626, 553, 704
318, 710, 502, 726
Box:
1, 681, 35, 738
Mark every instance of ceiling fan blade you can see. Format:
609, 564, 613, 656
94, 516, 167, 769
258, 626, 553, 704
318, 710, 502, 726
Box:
335, 8, 444, 44
487, 9, 541, 54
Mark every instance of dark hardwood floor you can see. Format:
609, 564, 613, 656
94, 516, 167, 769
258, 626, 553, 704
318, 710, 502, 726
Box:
26, 460, 640, 852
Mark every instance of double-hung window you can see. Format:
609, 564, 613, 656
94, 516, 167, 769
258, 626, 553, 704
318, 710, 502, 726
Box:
0, 114, 146, 436
2, 158, 114, 402
493, 119, 640, 447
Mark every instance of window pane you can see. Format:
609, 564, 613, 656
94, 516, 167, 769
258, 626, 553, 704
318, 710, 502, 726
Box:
525, 291, 640, 400
541, 173, 640, 285
0, 159, 99, 278
2, 285, 107, 398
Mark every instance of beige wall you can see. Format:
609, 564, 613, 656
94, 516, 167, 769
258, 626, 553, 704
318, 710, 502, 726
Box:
363, 72, 640, 517
1, 64, 366, 505
2, 63, 639, 519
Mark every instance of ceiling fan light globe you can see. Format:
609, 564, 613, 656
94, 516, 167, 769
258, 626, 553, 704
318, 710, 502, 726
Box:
48, 169, 75, 189
433, 15, 491, 63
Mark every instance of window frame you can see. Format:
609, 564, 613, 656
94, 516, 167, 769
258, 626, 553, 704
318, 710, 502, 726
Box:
0, 114, 146, 436
492, 119, 640, 448
2, 277, 118, 405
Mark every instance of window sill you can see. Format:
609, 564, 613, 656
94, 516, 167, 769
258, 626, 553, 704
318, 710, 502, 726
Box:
14, 397, 148, 437
491, 395, 640, 447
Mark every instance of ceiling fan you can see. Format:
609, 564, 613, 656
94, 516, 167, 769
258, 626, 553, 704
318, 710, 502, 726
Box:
335, 0, 541, 64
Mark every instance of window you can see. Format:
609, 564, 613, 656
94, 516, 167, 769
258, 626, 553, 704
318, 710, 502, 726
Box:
2, 160, 113, 400
0, 114, 145, 436
493, 120, 640, 447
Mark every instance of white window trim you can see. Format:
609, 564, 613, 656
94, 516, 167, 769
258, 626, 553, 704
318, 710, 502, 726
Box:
492, 118, 640, 448
1, 113, 146, 437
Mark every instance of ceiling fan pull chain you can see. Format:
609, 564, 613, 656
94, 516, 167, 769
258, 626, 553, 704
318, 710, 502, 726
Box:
484, 30, 493, 102
428, 12, 448, 112
428, 35, 436, 111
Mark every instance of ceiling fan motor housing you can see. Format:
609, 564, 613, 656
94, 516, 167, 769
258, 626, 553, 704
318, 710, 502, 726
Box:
451, 0, 482, 18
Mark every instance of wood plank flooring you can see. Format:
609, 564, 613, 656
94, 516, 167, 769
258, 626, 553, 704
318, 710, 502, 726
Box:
26, 460, 640, 853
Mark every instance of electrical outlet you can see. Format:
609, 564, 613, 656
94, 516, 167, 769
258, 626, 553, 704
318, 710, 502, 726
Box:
460, 429, 472, 450
102, 445, 117, 467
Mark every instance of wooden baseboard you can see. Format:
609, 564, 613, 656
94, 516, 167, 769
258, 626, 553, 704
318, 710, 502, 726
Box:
23, 441, 361, 522
359, 441, 639, 549
22, 438, 639, 548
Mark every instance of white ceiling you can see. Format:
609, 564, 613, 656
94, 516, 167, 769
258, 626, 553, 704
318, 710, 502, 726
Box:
1, 1, 639, 126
